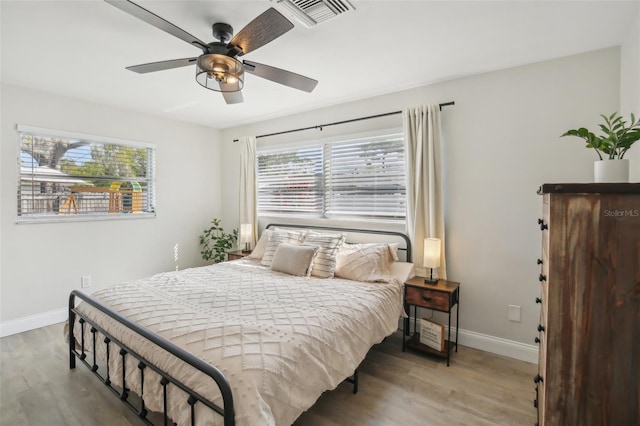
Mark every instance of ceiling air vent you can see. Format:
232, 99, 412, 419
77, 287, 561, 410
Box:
271, 0, 355, 28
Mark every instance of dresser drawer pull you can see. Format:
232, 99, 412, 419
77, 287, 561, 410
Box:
534, 374, 544, 384
537, 218, 548, 230
537, 258, 543, 265
539, 274, 547, 282
422, 295, 433, 302
538, 324, 545, 332
534, 337, 540, 344
535, 297, 542, 304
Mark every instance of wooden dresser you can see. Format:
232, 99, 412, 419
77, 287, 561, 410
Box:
534, 183, 640, 426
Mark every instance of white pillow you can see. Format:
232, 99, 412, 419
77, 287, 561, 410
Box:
260, 229, 306, 267
303, 231, 346, 278
270, 243, 319, 277
335, 243, 394, 282
389, 242, 400, 261
248, 229, 272, 260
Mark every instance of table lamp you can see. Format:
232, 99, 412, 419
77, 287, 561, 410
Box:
423, 238, 441, 284
240, 223, 252, 253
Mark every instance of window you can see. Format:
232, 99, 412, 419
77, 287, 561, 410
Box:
257, 146, 323, 216
17, 125, 156, 222
257, 132, 405, 220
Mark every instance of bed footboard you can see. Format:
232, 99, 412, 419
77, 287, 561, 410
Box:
69, 290, 235, 426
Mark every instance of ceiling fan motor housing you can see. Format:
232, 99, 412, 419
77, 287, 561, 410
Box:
212, 23, 234, 44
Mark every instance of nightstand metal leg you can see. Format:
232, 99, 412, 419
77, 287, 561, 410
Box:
455, 296, 460, 352
402, 317, 406, 352
447, 310, 451, 366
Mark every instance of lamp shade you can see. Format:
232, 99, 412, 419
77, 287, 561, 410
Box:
240, 224, 252, 244
423, 238, 441, 268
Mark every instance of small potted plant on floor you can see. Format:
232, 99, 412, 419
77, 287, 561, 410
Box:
200, 218, 238, 263
561, 112, 640, 182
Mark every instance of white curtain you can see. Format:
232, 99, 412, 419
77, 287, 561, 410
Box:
403, 104, 447, 279
238, 136, 258, 247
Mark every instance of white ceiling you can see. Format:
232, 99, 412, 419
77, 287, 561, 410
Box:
2, 1, 638, 129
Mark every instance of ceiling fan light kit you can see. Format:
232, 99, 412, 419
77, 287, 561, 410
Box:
195, 54, 244, 92
105, 0, 318, 104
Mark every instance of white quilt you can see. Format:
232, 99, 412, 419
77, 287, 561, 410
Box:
73, 258, 404, 426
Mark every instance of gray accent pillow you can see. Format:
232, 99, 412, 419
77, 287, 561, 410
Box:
270, 243, 320, 277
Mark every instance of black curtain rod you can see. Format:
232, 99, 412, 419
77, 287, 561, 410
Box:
233, 101, 454, 142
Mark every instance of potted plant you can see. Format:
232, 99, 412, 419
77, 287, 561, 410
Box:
561, 112, 640, 182
199, 218, 238, 263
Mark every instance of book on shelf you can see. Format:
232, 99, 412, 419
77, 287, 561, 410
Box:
419, 318, 444, 352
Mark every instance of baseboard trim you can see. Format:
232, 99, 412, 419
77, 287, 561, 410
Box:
400, 318, 538, 364
0, 308, 67, 338
458, 328, 538, 364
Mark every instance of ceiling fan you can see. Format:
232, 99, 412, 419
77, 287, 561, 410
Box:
105, 0, 318, 104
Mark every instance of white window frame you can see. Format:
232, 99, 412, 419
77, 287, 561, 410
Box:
16, 124, 156, 224
257, 128, 405, 222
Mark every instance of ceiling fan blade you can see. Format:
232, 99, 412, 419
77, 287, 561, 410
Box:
228, 8, 294, 56
105, 0, 208, 51
219, 80, 244, 104
126, 57, 198, 74
243, 60, 318, 92
221, 91, 244, 104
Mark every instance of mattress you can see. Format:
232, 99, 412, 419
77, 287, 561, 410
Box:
72, 258, 408, 425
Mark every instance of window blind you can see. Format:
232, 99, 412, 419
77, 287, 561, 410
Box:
257, 132, 406, 220
17, 126, 156, 222
257, 146, 324, 216
325, 134, 406, 219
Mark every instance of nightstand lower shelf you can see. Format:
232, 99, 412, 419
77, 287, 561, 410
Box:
405, 334, 456, 359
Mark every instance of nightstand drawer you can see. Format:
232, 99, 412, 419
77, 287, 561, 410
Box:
405, 286, 450, 311
227, 250, 249, 261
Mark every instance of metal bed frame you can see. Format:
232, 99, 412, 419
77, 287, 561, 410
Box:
68, 224, 412, 425
69, 291, 235, 426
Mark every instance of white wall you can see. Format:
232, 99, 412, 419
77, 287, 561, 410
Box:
220, 48, 621, 355
620, 10, 640, 181
0, 84, 222, 331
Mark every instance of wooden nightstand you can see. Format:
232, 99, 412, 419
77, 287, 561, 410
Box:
403, 276, 460, 366
227, 250, 250, 261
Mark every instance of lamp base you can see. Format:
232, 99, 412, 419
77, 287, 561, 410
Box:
424, 267, 438, 284
241, 243, 251, 253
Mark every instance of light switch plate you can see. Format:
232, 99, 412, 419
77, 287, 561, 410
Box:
508, 305, 521, 322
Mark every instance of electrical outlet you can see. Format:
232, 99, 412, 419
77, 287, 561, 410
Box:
508, 305, 521, 322
81, 275, 92, 288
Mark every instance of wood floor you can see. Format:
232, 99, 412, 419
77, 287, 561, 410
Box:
1, 323, 537, 425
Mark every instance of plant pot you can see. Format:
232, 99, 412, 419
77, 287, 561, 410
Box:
593, 159, 629, 183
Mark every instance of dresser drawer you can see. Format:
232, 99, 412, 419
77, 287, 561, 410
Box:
405, 286, 451, 311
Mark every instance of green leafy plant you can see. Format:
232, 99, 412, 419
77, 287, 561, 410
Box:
199, 218, 238, 263
561, 112, 640, 160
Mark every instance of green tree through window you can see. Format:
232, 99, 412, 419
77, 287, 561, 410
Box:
18, 127, 156, 221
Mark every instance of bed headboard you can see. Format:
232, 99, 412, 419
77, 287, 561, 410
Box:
265, 223, 412, 263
